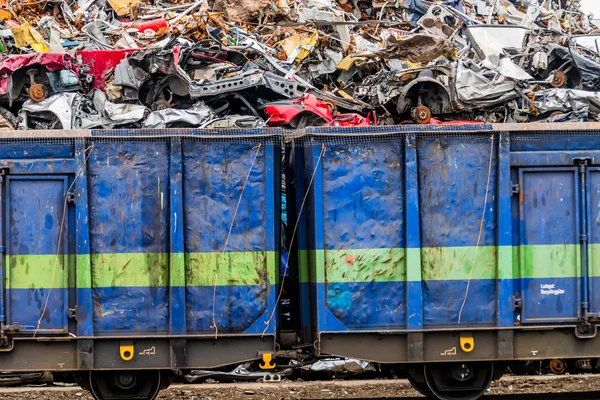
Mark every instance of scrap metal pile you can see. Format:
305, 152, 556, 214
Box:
0, 0, 598, 129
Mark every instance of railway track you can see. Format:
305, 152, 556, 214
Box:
0, 377, 598, 400
388, 394, 600, 400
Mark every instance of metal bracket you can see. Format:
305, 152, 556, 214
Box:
459, 332, 475, 353
66, 191, 75, 204
512, 296, 522, 310
573, 157, 593, 167
258, 352, 276, 370
511, 182, 520, 195
575, 323, 598, 339
119, 341, 134, 361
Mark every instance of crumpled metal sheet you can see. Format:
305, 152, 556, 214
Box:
181, 362, 294, 383
455, 62, 518, 104
376, 34, 454, 63
92, 90, 148, 126
548, 44, 600, 90
18, 93, 79, 130
143, 102, 214, 128
465, 25, 529, 59
533, 88, 600, 114
0, 0, 597, 129
307, 358, 376, 373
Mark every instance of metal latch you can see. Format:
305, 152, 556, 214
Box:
68, 307, 77, 320
120, 341, 134, 361
573, 157, 593, 168
460, 332, 475, 353
66, 192, 75, 204
259, 352, 276, 370
511, 182, 520, 195
512, 296, 522, 310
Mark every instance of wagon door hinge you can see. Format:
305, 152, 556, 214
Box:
68, 307, 77, 320
66, 191, 75, 204
0, 167, 10, 183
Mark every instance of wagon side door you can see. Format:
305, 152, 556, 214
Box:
517, 167, 582, 323
1, 175, 71, 334
585, 167, 600, 318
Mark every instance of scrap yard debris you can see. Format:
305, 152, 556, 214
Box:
0, 0, 598, 129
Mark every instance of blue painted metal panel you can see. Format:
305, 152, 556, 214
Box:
186, 285, 268, 333
169, 138, 186, 335
519, 168, 580, 246
87, 141, 170, 334
181, 141, 267, 253
497, 133, 515, 327
521, 278, 580, 323
423, 280, 496, 327
92, 287, 169, 334
87, 141, 169, 254
0, 140, 73, 159
7, 176, 68, 255
181, 139, 276, 334
519, 168, 580, 323
75, 140, 93, 337
7, 288, 68, 331
321, 141, 404, 251
418, 137, 498, 248
6, 175, 69, 332
406, 135, 423, 330
325, 281, 406, 329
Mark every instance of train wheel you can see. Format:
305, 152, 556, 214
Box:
88, 370, 163, 400
424, 362, 493, 400
407, 365, 433, 397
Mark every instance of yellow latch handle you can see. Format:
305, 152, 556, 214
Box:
259, 353, 276, 370
460, 336, 474, 353
120, 344, 134, 361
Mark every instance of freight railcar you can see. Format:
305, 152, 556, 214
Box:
0, 129, 280, 400
4, 124, 600, 400
287, 123, 600, 400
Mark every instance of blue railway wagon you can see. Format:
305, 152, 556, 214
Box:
0, 129, 280, 400
290, 123, 600, 399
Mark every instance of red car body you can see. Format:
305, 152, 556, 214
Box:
265, 94, 373, 127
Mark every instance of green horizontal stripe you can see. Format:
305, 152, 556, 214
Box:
421, 246, 497, 281
91, 253, 169, 288
303, 245, 585, 283
325, 248, 405, 283
9, 252, 276, 289
8, 243, 594, 289
519, 244, 581, 279
185, 251, 276, 286
7, 254, 74, 289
